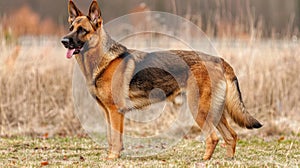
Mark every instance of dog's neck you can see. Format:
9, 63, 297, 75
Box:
75, 27, 127, 85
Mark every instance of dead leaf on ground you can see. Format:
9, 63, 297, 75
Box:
41, 161, 49, 166
278, 136, 285, 142
63, 155, 68, 160
79, 156, 85, 162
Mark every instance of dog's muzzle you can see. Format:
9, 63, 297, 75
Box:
61, 38, 71, 48
61, 37, 83, 59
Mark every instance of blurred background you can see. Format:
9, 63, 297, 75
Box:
0, 0, 299, 39
0, 0, 299, 138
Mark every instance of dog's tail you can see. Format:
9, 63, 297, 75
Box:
221, 59, 262, 129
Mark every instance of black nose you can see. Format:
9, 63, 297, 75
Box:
61, 38, 70, 47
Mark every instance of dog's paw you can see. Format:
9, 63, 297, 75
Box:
202, 155, 212, 161
105, 153, 120, 160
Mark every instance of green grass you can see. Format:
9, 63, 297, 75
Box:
0, 136, 299, 167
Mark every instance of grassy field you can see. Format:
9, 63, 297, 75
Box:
0, 135, 299, 167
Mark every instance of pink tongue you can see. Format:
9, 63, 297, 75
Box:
66, 49, 75, 59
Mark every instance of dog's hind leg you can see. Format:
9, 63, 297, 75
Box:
203, 130, 219, 160
216, 114, 237, 159
186, 72, 219, 160
193, 108, 220, 160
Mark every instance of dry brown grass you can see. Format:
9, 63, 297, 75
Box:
0, 40, 83, 137
0, 37, 299, 137
218, 40, 300, 136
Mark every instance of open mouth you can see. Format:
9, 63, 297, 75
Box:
66, 47, 83, 59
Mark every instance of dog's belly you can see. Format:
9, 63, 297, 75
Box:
129, 67, 183, 102
127, 57, 189, 109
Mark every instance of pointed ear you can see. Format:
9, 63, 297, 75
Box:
68, 0, 83, 24
88, 0, 102, 28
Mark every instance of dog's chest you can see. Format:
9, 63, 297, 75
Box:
93, 57, 127, 106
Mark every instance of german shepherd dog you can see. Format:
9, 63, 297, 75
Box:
61, 0, 262, 160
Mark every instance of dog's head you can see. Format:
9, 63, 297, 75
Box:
61, 0, 102, 59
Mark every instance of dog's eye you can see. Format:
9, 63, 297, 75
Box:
78, 26, 88, 34
69, 26, 74, 32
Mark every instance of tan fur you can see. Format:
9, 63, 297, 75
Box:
62, 0, 262, 160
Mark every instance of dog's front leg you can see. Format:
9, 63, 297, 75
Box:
103, 109, 112, 151
106, 105, 124, 160
95, 99, 113, 152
